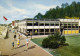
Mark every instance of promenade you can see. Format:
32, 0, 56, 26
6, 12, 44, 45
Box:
0, 30, 52, 56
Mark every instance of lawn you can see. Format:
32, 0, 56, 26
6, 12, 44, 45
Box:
31, 35, 80, 56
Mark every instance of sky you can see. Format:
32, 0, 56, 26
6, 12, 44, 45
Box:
0, 0, 80, 24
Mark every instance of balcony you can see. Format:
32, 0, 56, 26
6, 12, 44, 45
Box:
27, 26, 60, 29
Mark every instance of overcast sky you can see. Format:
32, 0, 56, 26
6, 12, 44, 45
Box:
0, 0, 80, 24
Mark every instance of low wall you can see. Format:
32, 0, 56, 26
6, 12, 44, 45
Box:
0, 28, 7, 39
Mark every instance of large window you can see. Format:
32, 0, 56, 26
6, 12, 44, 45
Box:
50, 24, 54, 26
27, 23, 32, 26
51, 29, 54, 32
34, 22, 38, 26
55, 24, 59, 26
45, 23, 49, 26
40, 23, 44, 26
45, 29, 49, 32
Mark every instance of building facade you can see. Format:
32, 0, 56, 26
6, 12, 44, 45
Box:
13, 19, 80, 35
60, 19, 79, 34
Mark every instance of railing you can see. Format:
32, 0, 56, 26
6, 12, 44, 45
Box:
27, 26, 60, 29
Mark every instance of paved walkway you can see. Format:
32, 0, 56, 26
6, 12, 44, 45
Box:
0, 31, 52, 56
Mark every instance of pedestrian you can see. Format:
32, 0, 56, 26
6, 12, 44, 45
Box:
17, 39, 20, 47
30, 31, 32, 39
14, 33, 16, 40
18, 34, 20, 39
20, 33, 22, 38
26, 32, 28, 38
12, 41, 14, 48
26, 37, 29, 48
13, 30, 15, 33
17, 30, 18, 32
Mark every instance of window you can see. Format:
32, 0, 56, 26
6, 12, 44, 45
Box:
40, 23, 44, 26
45, 23, 49, 26
55, 24, 59, 26
27, 23, 32, 26
50, 24, 54, 26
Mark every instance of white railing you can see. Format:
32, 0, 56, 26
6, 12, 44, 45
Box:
27, 26, 60, 29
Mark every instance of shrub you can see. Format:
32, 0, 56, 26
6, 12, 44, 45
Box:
60, 35, 66, 45
42, 38, 50, 48
42, 30, 66, 49
49, 41, 59, 49
48, 35, 54, 40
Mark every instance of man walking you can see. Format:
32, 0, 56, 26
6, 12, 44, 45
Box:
30, 31, 32, 39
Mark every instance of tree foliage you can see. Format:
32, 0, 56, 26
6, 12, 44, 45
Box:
42, 30, 66, 49
34, 1, 80, 19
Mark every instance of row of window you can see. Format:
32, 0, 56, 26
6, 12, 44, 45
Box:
18, 23, 79, 26
64, 26, 78, 28
27, 23, 59, 26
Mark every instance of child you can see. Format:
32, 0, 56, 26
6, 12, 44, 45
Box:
12, 41, 14, 48
26, 37, 29, 48
17, 39, 20, 47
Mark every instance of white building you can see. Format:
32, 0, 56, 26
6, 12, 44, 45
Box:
13, 19, 80, 35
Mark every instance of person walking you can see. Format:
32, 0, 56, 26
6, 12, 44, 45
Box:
17, 39, 20, 47
26, 37, 29, 49
12, 41, 14, 49
18, 34, 20, 39
14, 32, 16, 40
13, 30, 15, 33
26, 32, 28, 38
30, 31, 32, 39
20, 33, 22, 38
17, 34, 20, 47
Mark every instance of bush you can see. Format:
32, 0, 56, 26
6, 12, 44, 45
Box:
48, 35, 54, 40
42, 30, 66, 49
42, 38, 50, 48
60, 35, 66, 45
49, 41, 59, 49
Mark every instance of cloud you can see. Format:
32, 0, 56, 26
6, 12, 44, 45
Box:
0, 0, 57, 24
33, 4, 57, 10
0, 0, 31, 24
0, 0, 30, 16
25, 4, 57, 17
23, 16, 29, 18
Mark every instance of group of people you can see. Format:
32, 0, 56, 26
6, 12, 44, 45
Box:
12, 31, 32, 49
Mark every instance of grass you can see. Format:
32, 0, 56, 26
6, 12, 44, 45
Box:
31, 35, 80, 56
31, 37, 45, 47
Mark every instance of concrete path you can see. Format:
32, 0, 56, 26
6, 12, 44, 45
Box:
0, 30, 52, 56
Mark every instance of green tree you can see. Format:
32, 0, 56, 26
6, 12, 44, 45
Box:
34, 13, 43, 19
34, 1, 80, 19
60, 35, 66, 45
42, 30, 66, 49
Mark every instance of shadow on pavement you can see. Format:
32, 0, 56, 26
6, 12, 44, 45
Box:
28, 45, 36, 49
11, 45, 36, 56
11, 50, 27, 56
14, 44, 26, 49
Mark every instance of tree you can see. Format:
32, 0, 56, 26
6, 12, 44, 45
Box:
34, 13, 43, 19
42, 30, 66, 49
61, 3, 65, 8
34, 1, 80, 19
8, 23, 12, 27
60, 35, 66, 45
